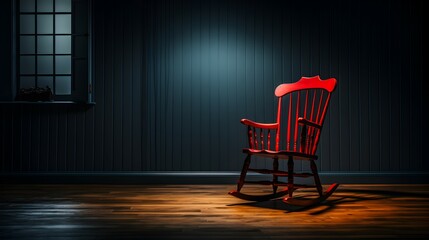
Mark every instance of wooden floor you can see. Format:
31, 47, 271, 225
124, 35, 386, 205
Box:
1, 184, 429, 239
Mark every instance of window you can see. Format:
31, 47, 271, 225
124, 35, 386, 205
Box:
15, 0, 92, 102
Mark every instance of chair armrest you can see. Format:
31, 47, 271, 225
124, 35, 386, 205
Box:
297, 117, 322, 129
241, 119, 278, 129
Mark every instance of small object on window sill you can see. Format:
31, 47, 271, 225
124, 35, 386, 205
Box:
15, 86, 53, 102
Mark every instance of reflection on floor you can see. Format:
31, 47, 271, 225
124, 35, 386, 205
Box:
1, 184, 429, 239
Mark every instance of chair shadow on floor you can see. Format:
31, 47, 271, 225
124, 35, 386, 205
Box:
227, 188, 429, 215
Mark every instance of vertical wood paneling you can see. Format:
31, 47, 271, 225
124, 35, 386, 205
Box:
218, 0, 228, 170
75, 110, 85, 170
104, 0, 114, 171
39, 108, 49, 170
30, 111, 40, 170
13, 109, 23, 171
181, 0, 191, 171
358, 0, 370, 172
399, 1, 411, 172
338, 0, 351, 172
0, 0, 426, 173
57, 110, 66, 170
328, 0, 340, 172
112, 3, 124, 171
410, 1, 423, 171
368, 1, 381, 172
226, 0, 238, 171
131, 0, 143, 171
170, 0, 181, 171
84, 107, 94, 171
190, 0, 201, 170
199, 0, 211, 170
379, 0, 391, 172
48, 109, 58, 171
21, 110, 31, 171
389, 1, 402, 172
318, 1, 331, 172
93, 1, 105, 171
122, 2, 133, 171
208, 0, 218, 170
1, 107, 13, 171
66, 110, 76, 171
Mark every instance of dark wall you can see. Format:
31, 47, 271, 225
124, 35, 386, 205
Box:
0, 0, 12, 101
0, 0, 426, 173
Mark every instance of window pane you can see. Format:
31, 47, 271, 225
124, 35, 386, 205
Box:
55, 0, 71, 12
20, 76, 36, 89
20, 15, 35, 34
38, 76, 53, 90
37, 56, 53, 74
37, 15, 53, 34
55, 76, 71, 95
37, 0, 53, 12
20, 56, 35, 74
55, 36, 71, 54
20, 0, 35, 12
20, 36, 35, 54
55, 14, 71, 34
55, 55, 71, 74
37, 36, 53, 54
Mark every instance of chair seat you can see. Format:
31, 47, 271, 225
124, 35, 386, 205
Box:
243, 148, 317, 160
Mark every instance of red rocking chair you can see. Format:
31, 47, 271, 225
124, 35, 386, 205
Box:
229, 76, 339, 206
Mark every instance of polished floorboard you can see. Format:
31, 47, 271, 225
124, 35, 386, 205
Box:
1, 184, 429, 239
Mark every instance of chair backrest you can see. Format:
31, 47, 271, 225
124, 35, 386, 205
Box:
274, 76, 337, 155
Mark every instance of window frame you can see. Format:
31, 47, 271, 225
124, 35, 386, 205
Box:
12, 0, 93, 103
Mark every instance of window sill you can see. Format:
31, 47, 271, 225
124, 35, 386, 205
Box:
0, 101, 96, 106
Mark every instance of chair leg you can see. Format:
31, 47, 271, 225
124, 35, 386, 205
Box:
287, 156, 294, 198
272, 158, 279, 194
237, 154, 251, 192
310, 159, 323, 196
